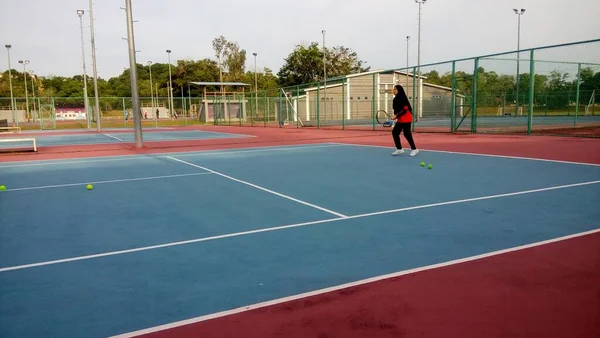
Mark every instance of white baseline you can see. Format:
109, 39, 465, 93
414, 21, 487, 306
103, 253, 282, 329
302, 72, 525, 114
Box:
109, 227, 600, 338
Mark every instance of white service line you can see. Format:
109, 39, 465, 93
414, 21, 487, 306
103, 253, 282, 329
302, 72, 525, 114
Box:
109, 227, 600, 338
103, 133, 125, 142
4, 172, 214, 192
166, 155, 348, 218
1, 179, 597, 273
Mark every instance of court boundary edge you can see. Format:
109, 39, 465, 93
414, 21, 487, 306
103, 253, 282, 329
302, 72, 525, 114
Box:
109, 228, 600, 338
331, 142, 600, 167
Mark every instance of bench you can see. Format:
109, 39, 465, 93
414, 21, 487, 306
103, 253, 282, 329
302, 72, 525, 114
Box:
0, 137, 37, 152
0, 126, 22, 134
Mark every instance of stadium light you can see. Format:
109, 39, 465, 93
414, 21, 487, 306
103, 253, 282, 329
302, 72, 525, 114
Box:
18, 60, 30, 118
5, 45, 16, 126
253, 52, 258, 120
166, 50, 175, 119
148, 61, 154, 114
406, 36, 410, 87
77, 9, 91, 129
513, 8, 525, 116
322, 29, 327, 118
89, 0, 101, 131
415, 0, 426, 121
125, 0, 143, 148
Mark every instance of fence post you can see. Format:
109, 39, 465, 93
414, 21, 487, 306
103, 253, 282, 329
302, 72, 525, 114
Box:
471, 58, 479, 133
574, 63, 582, 127
527, 49, 535, 135
412, 67, 417, 132
451, 61, 456, 133
317, 83, 321, 129
296, 86, 300, 128
372, 73, 376, 130
342, 78, 346, 130
264, 91, 268, 127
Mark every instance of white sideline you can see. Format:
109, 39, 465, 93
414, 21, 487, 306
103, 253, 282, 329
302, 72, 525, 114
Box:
1, 179, 597, 273
110, 227, 600, 337
333, 142, 600, 167
103, 133, 125, 142
0, 137, 37, 152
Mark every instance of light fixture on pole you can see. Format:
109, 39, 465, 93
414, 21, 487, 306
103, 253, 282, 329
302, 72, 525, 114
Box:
89, 0, 101, 131
406, 35, 410, 88
18, 60, 30, 120
415, 0, 426, 122
5, 44, 16, 126
125, 0, 143, 147
166, 49, 175, 119
148, 61, 154, 115
253, 52, 258, 120
77, 9, 91, 129
29, 70, 37, 121
322, 29, 327, 119
513, 8, 525, 117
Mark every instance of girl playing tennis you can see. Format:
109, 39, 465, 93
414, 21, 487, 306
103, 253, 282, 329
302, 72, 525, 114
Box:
391, 84, 419, 156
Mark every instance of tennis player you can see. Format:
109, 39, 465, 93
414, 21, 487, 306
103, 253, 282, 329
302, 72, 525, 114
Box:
391, 85, 419, 156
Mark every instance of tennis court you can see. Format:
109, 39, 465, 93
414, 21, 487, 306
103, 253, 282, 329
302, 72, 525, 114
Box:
0, 129, 251, 149
0, 142, 599, 337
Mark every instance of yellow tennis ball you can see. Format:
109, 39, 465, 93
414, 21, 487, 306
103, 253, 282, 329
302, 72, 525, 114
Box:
0, 185, 6, 191
428, 164, 433, 169
86, 184, 93, 190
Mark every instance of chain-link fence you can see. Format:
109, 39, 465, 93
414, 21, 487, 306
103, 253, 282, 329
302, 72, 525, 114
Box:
1, 39, 598, 136
274, 38, 600, 136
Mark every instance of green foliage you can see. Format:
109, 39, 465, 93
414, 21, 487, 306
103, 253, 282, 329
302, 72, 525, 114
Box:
277, 42, 369, 88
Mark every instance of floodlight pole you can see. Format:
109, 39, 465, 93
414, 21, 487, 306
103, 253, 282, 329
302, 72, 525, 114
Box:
253, 52, 258, 119
514, 8, 525, 117
77, 9, 91, 129
125, 0, 143, 147
5, 45, 16, 126
89, 0, 101, 131
415, 0, 426, 122
166, 49, 175, 119
406, 36, 410, 88
322, 30, 327, 120
18, 60, 30, 120
30, 71, 37, 121
148, 61, 154, 112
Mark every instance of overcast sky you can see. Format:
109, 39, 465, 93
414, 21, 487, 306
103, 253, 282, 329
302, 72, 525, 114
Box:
1, 0, 598, 79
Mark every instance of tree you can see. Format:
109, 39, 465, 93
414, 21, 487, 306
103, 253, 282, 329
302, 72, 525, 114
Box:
277, 42, 369, 88
224, 41, 246, 81
212, 36, 229, 89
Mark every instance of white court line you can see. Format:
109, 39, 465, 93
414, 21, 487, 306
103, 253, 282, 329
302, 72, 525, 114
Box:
333, 142, 600, 167
103, 134, 125, 142
3, 172, 214, 192
1, 179, 597, 273
109, 227, 600, 338
166, 156, 348, 218
0, 144, 342, 168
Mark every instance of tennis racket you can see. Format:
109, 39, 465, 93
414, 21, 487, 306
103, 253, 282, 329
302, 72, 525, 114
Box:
376, 110, 396, 127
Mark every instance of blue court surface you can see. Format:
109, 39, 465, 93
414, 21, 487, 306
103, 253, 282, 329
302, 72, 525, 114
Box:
0, 143, 599, 337
0, 129, 251, 148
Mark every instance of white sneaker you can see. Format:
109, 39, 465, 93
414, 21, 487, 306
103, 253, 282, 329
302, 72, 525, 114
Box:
409, 149, 419, 157
392, 149, 404, 156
